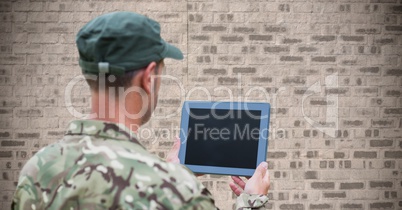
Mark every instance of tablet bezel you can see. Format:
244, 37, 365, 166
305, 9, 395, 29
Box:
178, 101, 270, 176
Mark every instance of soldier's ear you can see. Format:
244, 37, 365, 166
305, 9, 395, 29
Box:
141, 62, 158, 95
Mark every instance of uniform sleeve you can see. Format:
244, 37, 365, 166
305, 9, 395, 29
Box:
180, 187, 269, 210
235, 193, 269, 209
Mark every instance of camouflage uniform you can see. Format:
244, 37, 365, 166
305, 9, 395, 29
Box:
13, 119, 269, 209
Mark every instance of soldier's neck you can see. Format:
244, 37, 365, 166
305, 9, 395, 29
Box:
89, 91, 143, 133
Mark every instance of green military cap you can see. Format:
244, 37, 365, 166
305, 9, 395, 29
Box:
76, 11, 183, 76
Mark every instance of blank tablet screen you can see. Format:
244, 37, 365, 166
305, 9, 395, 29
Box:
184, 108, 261, 169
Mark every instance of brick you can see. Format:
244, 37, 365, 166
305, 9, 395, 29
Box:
217, 56, 243, 64
268, 151, 287, 159
373, 37, 396, 45
354, 87, 378, 96
157, 13, 182, 23
202, 46, 218, 54
384, 160, 396, 168
16, 132, 40, 139
231, 46, 257, 54
369, 181, 393, 188
0, 140, 26, 147
0, 55, 25, 65
0, 108, 12, 115
384, 69, 402, 76
216, 13, 244, 23
0, 67, 11, 76
0, 132, 10, 138
340, 182, 364, 189
341, 35, 365, 42
13, 23, 42, 33
384, 151, 402, 158
14, 2, 43, 11
28, 55, 58, 65
282, 76, 306, 85
0, 151, 12, 158
27, 12, 59, 22
278, 204, 304, 210
202, 25, 226, 32
311, 56, 336, 62
46, 2, 74, 11
385, 5, 402, 13
232, 67, 256, 74
355, 27, 381, 34
190, 35, 210, 41
29, 34, 58, 44
217, 77, 238, 85
44, 23, 75, 33
249, 35, 273, 41
340, 14, 367, 24
244, 13, 275, 23
323, 192, 346, 198
282, 38, 303, 44
188, 14, 204, 23
13, 44, 42, 54
334, 152, 346, 159
195, 56, 211, 63
228, 2, 259, 12
31, 117, 58, 129
370, 98, 396, 107
383, 108, 402, 115
298, 47, 318, 53
280, 56, 304, 62
384, 89, 401, 97
342, 120, 365, 127
251, 77, 273, 83
202, 68, 226, 75
341, 203, 363, 209
233, 27, 256, 33
309, 204, 331, 209
264, 25, 287, 33
0, 45, 11, 54
220, 35, 244, 42
370, 202, 394, 209
305, 171, 318, 179
264, 46, 290, 53
385, 25, 402, 33
384, 191, 397, 199
370, 140, 394, 147
325, 88, 349, 95
357, 67, 380, 75
311, 182, 335, 189
354, 151, 377, 158
311, 35, 336, 42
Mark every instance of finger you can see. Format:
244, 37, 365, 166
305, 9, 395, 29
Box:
253, 162, 268, 179
231, 176, 246, 189
263, 169, 270, 186
173, 137, 181, 154
229, 182, 242, 196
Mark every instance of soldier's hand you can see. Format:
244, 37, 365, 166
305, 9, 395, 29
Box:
229, 162, 270, 196
166, 136, 180, 163
166, 136, 205, 177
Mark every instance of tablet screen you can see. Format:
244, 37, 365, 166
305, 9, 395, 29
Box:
184, 108, 261, 169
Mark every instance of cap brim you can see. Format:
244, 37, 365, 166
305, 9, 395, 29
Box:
162, 41, 184, 60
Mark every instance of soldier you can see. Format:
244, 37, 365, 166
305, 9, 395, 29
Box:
12, 11, 270, 209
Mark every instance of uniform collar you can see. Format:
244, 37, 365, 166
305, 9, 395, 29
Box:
65, 119, 144, 148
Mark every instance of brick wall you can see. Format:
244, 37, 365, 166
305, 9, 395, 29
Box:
0, 0, 401, 209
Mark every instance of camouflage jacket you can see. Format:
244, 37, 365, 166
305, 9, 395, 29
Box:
12, 119, 269, 209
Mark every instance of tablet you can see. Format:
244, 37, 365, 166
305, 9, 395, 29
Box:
178, 101, 270, 177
